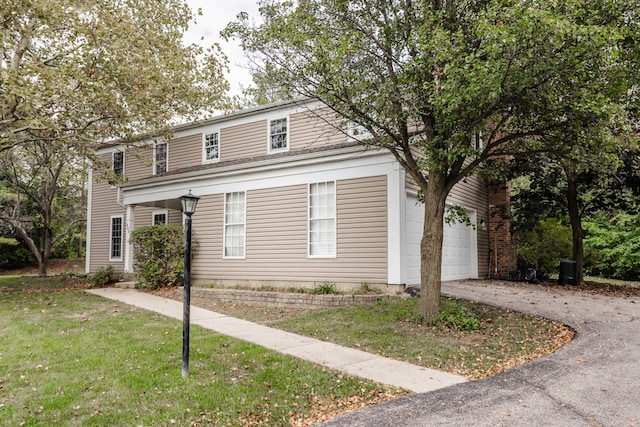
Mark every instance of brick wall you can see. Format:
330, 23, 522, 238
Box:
192, 288, 396, 309
487, 181, 518, 279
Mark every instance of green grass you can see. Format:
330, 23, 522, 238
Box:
0, 276, 402, 426
270, 297, 572, 379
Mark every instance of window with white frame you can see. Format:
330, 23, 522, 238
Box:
269, 118, 288, 152
113, 151, 124, 176
224, 191, 246, 258
109, 215, 123, 260
347, 121, 372, 140
309, 181, 336, 257
203, 132, 220, 162
473, 132, 483, 149
152, 210, 168, 225
154, 142, 167, 174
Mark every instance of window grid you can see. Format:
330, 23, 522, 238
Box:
153, 212, 167, 225
224, 191, 246, 258
155, 143, 167, 174
113, 152, 124, 176
269, 118, 288, 151
110, 216, 123, 260
309, 181, 336, 257
204, 132, 219, 162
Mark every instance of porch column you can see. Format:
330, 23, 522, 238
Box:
125, 204, 135, 272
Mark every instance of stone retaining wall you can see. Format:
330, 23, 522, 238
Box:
191, 287, 397, 309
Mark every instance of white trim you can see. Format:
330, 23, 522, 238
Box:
152, 209, 169, 225
124, 206, 134, 272
387, 165, 406, 284
223, 191, 246, 259
121, 149, 396, 208
307, 181, 337, 259
267, 116, 290, 154
153, 142, 168, 175
109, 214, 124, 262
202, 130, 220, 164
85, 168, 93, 274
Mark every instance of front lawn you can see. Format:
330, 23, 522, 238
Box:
0, 276, 403, 426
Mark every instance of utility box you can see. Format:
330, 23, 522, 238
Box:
559, 260, 577, 285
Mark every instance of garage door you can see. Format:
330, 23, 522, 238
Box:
405, 196, 476, 284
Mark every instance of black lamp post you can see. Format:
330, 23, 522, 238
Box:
180, 190, 200, 378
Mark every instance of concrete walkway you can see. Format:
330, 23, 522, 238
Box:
320, 280, 640, 426
86, 287, 466, 394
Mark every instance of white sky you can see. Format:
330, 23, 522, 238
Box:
183, 0, 262, 97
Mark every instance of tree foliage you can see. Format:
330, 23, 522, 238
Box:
1, 0, 230, 152
1, 0, 230, 275
225, 0, 639, 318
583, 212, 640, 281
0, 139, 86, 275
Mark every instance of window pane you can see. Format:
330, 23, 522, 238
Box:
155, 143, 167, 174
113, 152, 124, 175
270, 118, 288, 150
110, 217, 122, 259
205, 132, 219, 160
224, 192, 246, 257
309, 182, 335, 257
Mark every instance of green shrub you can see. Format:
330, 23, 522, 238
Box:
583, 213, 640, 281
311, 282, 337, 294
516, 218, 572, 279
0, 237, 34, 269
130, 224, 186, 290
90, 265, 121, 286
438, 301, 481, 331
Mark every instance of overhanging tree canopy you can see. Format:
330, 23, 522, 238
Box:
1, 0, 231, 276
1, 0, 230, 152
226, 0, 638, 319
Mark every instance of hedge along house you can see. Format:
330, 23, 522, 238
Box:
86, 99, 514, 292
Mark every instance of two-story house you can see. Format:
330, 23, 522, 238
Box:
86, 99, 506, 291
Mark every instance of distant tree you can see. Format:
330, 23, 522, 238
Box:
226, 0, 638, 319
0, 0, 230, 275
0, 138, 86, 276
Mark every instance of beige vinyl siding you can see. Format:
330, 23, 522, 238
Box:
219, 121, 266, 161
289, 107, 345, 150
168, 133, 201, 170
191, 175, 388, 286
88, 180, 126, 272
126, 145, 154, 180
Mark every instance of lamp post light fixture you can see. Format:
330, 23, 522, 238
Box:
180, 190, 200, 378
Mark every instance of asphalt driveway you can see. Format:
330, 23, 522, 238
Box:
319, 280, 640, 426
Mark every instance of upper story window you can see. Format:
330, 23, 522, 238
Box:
473, 132, 483, 149
152, 210, 168, 225
308, 181, 336, 258
269, 118, 289, 153
203, 132, 220, 163
154, 142, 168, 174
113, 151, 124, 176
348, 121, 372, 140
224, 191, 246, 258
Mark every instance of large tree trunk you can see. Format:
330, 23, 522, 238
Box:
420, 172, 448, 320
566, 168, 584, 285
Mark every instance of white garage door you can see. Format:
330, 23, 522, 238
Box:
405, 196, 476, 284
